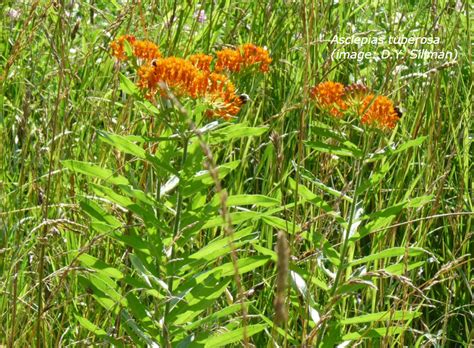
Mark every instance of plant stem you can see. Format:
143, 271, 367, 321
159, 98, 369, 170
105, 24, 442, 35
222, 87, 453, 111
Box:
316, 133, 371, 346
331, 133, 370, 296
36, 7, 65, 346
163, 134, 189, 347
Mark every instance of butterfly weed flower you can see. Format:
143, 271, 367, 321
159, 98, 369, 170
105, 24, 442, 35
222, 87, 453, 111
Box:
132, 40, 161, 61
138, 57, 198, 97
110, 34, 136, 61
215, 48, 243, 72
358, 94, 400, 130
205, 73, 243, 120
215, 44, 272, 73
344, 83, 370, 102
137, 57, 243, 120
311, 81, 348, 117
240, 43, 272, 72
110, 35, 161, 61
189, 53, 213, 73
111, 35, 253, 120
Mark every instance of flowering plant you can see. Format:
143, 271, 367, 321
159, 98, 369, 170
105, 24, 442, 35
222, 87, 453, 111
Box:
311, 81, 400, 130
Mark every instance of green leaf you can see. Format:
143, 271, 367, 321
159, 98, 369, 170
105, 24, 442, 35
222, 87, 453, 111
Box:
188, 227, 255, 261
349, 247, 427, 266
216, 256, 270, 277
211, 194, 279, 208
129, 254, 167, 291
207, 123, 268, 144
98, 130, 177, 175
125, 293, 159, 335
78, 273, 124, 312
77, 253, 123, 279
288, 177, 347, 227
62, 160, 129, 185
253, 310, 298, 344
298, 166, 353, 203
183, 160, 241, 196
119, 73, 140, 97
90, 183, 167, 230
306, 140, 363, 158
202, 211, 260, 229
75, 315, 123, 346
182, 303, 247, 332
311, 123, 346, 143
111, 233, 152, 256
168, 278, 231, 325
365, 136, 427, 162
262, 215, 301, 235
356, 161, 391, 195
79, 199, 122, 228
384, 261, 425, 275
392, 136, 427, 155
120, 310, 160, 347
202, 324, 267, 347
98, 130, 146, 158
136, 100, 160, 115
88, 272, 125, 306
341, 310, 421, 325
342, 326, 405, 340
175, 256, 270, 293
350, 196, 433, 241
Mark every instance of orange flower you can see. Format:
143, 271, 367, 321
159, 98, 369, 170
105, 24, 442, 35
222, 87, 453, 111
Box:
215, 48, 243, 72
358, 95, 400, 129
311, 81, 348, 117
110, 35, 136, 61
112, 35, 248, 120
110, 36, 160, 61
138, 57, 197, 97
189, 53, 213, 72
215, 44, 271, 73
137, 58, 243, 119
240, 43, 272, 72
205, 73, 243, 120
132, 40, 161, 61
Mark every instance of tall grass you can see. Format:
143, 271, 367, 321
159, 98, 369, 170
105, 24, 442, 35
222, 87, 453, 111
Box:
1, 0, 472, 346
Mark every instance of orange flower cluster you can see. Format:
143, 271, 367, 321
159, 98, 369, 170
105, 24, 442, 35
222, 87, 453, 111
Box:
215, 44, 272, 72
137, 58, 242, 120
240, 44, 272, 72
311, 81, 400, 130
110, 35, 136, 61
207, 73, 243, 118
110, 36, 271, 120
132, 40, 161, 60
110, 35, 161, 61
215, 48, 243, 72
359, 95, 400, 129
311, 81, 348, 117
189, 53, 213, 72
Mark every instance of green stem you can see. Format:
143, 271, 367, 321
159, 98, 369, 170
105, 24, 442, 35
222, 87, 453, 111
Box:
163, 135, 189, 347
330, 133, 370, 296
316, 133, 371, 347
